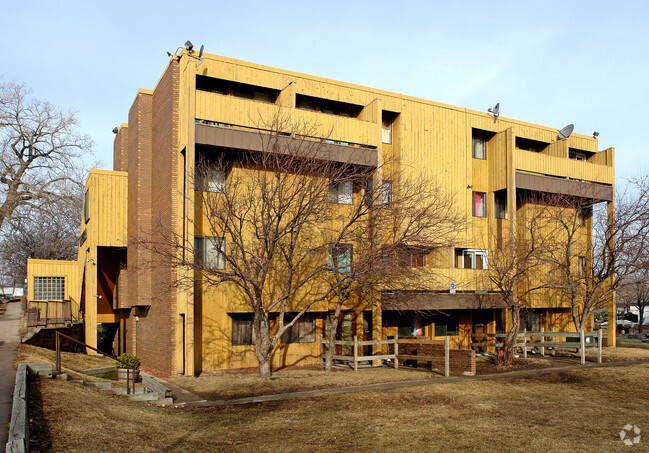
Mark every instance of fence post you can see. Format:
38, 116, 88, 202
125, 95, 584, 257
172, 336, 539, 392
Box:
597, 329, 603, 364
394, 334, 399, 369
444, 336, 450, 377
579, 330, 586, 365
540, 327, 545, 356
353, 335, 358, 372
55, 331, 61, 373
523, 328, 527, 359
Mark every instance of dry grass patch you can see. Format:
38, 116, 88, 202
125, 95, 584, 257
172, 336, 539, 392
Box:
30, 362, 649, 452
171, 366, 439, 400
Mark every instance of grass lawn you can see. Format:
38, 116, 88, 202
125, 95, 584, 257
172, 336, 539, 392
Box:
27, 356, 649, 452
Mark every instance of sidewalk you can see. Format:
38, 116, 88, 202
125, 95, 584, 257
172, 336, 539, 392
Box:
177, 358, 649, 408
0, 301, 22, 447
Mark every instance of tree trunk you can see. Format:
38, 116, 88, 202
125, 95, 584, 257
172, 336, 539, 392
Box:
639, 306, 645, 335
500, 304, 521, 365
254, 312, 273, 380
324, 298, 344, 372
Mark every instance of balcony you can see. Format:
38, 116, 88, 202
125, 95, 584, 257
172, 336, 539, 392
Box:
515, 148, 614, 186
195, 91, 378, 149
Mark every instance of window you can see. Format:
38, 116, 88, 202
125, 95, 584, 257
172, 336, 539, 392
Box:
83, 190, 90, 224
569, 148, 594, 162
433, 311, 459, 336
329, 180, 353, 204
231, 313, 253, 345
577, 207, 590, 226
400, 249, 426, 267
329, 243, 352, 273
494, 190, 507, 219
33, 276, 65, 300
455, 249, 488, 270
364, 177, 374, 206
194, 236, 226, 270
473, 191, 486, 217
281, 313, 316, 343
522, 312, 540, 331
197, 168, 225, 193
471, 129, 494, 159
578, 256, 586, 278
382, 180, 392, 208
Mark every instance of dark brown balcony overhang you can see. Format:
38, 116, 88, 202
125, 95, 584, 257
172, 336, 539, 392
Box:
195, 123, 378, 168
516, 172, 613, 202
381, 291, 506, 311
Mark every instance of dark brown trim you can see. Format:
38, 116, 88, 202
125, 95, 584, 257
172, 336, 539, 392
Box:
381, 292, 506, 311
195, 123, 378, 167
515, 172, 613, 202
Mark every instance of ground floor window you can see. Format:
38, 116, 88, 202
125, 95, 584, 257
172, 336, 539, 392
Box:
522, 311, 540, 331
432, 311, 459, 336
230, 313, 253, 345
281, 313, 316, 343
33, 276, 65, 300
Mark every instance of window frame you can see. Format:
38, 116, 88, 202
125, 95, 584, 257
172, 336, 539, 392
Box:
578, 256, 586, 278
194, 236, 226, 270
329, 243, 353, 273
329, 180, 353, 205
433, 311, 459, 336
382, 180, 393, 208
281, 313, 316, 344
33, 276, 65, 301
472, 136, 486, 159
455, 249, 488, 270
231, 313, 254, 346
472, 191, 486, 217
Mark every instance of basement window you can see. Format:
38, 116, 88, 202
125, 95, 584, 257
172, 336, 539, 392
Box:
296, 94, 363, 118
281, 313, 316, 343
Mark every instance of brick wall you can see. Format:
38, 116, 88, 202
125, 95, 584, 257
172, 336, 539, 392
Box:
113, 127, 128, 172
399, 341, 476, 375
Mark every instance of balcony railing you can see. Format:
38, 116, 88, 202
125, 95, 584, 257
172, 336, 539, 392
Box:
27, 300, 75, 327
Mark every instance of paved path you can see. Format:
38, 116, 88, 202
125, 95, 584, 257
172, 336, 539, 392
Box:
178, 359, 649, 408
0, 301, 22, 447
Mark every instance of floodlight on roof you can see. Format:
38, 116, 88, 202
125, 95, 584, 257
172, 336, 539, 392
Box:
593, 131, 599, 138
112, 127, 119, 134
185, 41, 194, 52
557, 124, 574, 140
488, 103, 500, 122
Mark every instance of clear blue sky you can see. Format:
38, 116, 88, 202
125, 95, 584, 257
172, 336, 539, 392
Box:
2, 1, 647, 185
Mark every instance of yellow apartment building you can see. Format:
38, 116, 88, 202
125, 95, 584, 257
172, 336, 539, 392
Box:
27, 48, 615, 375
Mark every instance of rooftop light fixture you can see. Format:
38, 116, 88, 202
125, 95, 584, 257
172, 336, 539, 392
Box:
112, 127, 119, 134
185, 41, 194, 53
593, 131, 599, 138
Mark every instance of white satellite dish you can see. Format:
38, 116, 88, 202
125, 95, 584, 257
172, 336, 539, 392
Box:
488, 103, 500, 122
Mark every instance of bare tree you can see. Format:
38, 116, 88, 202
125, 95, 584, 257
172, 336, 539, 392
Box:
321, 170, 463, 371
0, 82, 92, 231
487, 198, 549, 364
539, 178, 649, 332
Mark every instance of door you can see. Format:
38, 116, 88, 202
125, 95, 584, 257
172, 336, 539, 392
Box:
325, 312, 355, 356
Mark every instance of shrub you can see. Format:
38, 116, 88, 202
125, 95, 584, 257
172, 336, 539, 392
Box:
116, 353, 140, 370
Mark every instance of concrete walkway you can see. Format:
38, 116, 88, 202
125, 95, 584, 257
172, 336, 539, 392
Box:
0, 301, 22, 447
178, 358, 649, 408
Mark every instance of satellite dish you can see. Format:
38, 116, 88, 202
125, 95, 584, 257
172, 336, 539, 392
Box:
558, 124, 574, 140
198, 45, 204, 60
488, 103, 500, 122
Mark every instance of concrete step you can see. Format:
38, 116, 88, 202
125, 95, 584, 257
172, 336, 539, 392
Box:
86, 381, 113, 390
26, 363, 53, 377
54, 372, 68, 380
126, 392, 166, 402
109, 386, 147, 395
149, 397, 174, 406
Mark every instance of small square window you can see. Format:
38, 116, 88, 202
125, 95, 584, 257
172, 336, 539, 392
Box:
329, 243, 353, 273
329, 180, 353, 205
473, 192, 486, 217
194, 236, 226, 270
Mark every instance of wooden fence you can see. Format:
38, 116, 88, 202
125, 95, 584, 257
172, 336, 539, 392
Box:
321, 334, 451, 376
26, 300, 73, 327
471, 328, 606, 365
